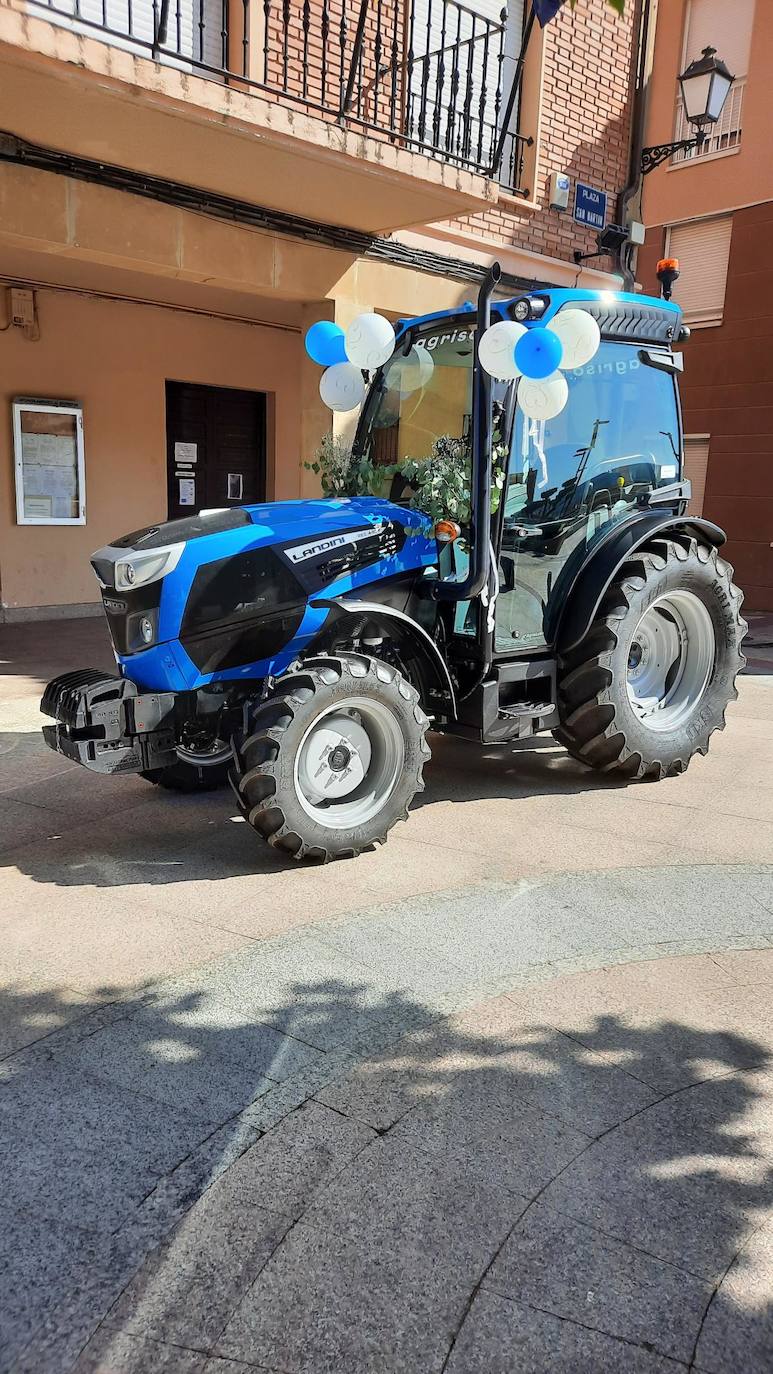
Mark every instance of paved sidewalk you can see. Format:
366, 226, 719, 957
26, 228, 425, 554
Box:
1, 614, 772, 1373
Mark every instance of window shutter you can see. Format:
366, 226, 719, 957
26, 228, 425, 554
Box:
685, 0, 754, 79
667, 217, 733, 325
684, 435, 710, 517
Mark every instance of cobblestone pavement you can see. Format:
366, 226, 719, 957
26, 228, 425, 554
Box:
0, 614, 772, 1373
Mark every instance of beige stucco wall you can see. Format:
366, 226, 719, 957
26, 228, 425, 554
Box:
643, 0, 773, 228
0, 289, 302, 610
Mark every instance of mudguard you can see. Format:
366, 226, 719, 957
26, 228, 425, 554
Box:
553, 512, 726, 656
321, 596, 457, 716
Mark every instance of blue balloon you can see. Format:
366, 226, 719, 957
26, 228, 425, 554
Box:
305, 321, 348, 367
514, 326, 563, 380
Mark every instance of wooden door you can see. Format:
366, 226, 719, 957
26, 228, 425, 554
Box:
166, 381, 266, 520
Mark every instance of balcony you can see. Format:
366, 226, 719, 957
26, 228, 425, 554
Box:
0, 0, 531, 230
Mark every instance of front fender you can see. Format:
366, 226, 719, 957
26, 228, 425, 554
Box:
317, 597, 456, 717
554, 513, 726, 656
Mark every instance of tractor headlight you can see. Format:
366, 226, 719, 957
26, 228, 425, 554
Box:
114, 543, 184, 591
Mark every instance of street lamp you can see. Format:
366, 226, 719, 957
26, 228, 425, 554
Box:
641, 47, 735, 175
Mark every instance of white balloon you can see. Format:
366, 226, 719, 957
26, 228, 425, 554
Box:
345, 313, 396, 370
550, 309, 601, 370
517, 372, 569, 421
392, 344, 434, 397
478, 320, 527, 379
319, 362, 366, 413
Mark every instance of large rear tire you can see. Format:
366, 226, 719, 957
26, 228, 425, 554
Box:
230, 654, 431, 861
554, 537, 746, 779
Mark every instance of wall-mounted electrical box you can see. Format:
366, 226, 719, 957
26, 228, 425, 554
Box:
548, 172, 571, 213
10, 288, 35, 327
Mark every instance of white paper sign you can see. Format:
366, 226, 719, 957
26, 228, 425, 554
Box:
175, 442, 198, 464
179, 477, 195, 506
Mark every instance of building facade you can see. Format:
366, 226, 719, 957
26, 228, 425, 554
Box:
1, 0, 641, 618
638, 0, 772, 613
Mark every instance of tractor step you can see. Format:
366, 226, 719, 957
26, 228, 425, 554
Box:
495, 701, 559, 739
450, 656, 558, 743
497, 701, 538, 718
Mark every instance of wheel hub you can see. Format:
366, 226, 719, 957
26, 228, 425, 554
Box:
329, 744, 353, 772
293, 697, 405, 829
626, 591, 715, 732
296, 712, 372, 804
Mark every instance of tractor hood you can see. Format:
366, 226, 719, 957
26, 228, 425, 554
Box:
89, 497, 438, 691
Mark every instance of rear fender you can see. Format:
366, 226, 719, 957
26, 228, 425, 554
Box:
554, 513, 726, 656
317, 597, 456, 717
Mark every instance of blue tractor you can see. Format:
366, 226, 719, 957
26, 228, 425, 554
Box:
41, 267, 746, 861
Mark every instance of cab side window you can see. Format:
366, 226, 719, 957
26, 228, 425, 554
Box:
496, 342, 681, 652
504, 343, 681, 527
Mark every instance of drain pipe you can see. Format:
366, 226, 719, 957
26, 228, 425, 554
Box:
616, 0, 656, 291
435, 261, 500, 603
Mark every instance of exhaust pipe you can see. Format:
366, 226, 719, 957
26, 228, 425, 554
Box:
434, 260, 500, 602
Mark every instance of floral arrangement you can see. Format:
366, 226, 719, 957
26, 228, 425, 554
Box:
306, 429, 506, 532
397, 435, 506, 526
306, 434, 384, 498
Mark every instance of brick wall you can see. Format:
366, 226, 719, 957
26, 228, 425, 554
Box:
452, 0, 639, 267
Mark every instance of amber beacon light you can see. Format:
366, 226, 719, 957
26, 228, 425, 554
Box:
656, 257, 680, 302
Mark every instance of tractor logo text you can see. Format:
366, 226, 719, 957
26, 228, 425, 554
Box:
285, 527, 378, 563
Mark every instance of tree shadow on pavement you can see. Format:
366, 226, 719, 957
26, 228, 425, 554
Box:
2, 966, 773, 1374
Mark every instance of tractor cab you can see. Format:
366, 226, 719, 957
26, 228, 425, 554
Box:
353, 283, 693, 737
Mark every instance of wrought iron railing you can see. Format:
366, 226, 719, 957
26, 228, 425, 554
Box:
26, 0, 530, 188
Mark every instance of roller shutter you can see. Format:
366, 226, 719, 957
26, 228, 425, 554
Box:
666, 217, 733, 326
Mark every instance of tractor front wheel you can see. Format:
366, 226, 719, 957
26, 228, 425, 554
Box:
231, 654, 431, 861
554, 537, 746, 779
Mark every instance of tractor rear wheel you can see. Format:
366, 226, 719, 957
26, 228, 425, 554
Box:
231, 654, 431, 861
554, 537, 746, 779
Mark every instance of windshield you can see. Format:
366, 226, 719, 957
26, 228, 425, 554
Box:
357, 323, 474, 469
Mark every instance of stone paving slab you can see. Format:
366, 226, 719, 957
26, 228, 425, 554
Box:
214, 1218, 478, 1374
444, 1290, 681, 1373
0, 1062, 216, 1233
694, 1220, 773, 1374
203, 1100, 375, 1222
484, 1200, 712, 1363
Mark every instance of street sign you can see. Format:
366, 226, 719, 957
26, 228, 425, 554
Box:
574, 182, 607, 231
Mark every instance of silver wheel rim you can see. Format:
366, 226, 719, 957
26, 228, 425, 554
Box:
294, 696, 405, 829
626, 590, 715, 732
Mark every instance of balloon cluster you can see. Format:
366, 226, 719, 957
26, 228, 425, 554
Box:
305, 313, 396, 413
478, 309, 601, 420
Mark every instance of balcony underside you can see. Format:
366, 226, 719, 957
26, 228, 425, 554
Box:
0, 9, 500, 233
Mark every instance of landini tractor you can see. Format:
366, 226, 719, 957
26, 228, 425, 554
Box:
42, 266, 746, 861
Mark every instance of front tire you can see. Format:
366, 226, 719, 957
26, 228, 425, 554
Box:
554, 537, 746, 779
231, 654, 431, 861
141, 758, 231, 792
